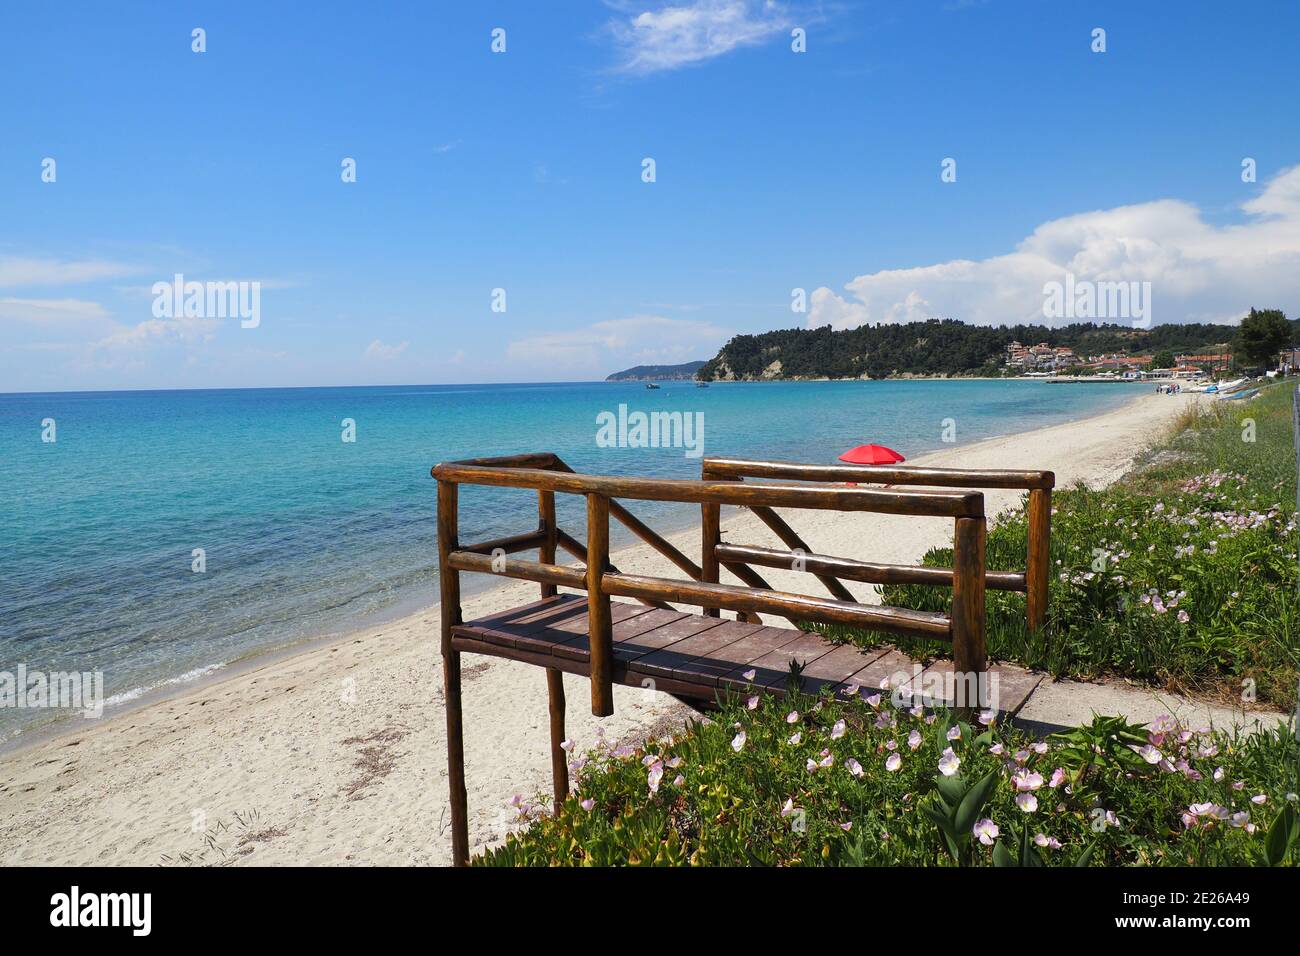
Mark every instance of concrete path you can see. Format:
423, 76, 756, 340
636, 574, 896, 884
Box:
1008, 671, 1292, 735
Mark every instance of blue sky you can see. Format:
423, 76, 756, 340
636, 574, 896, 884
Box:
3, 0, 1300, 391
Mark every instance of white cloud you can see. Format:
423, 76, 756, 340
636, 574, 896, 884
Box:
0, 256, 137, 288
606, 0, 795, 75
811, 165, 1300, 331
93, 315, 222, 351
364, 339, 409, 360
0, 297, 110, 324
507, 315, 729, 369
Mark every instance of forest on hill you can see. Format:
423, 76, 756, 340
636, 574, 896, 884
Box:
695, 319, 1269, 381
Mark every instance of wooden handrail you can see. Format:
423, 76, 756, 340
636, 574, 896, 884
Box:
459, 529, 548, 555
700, 456, 1051, 632
446, 550, 952, 639
702, 456, 1054, 490
716, 542, 1027, 592
431, 463, 984, 518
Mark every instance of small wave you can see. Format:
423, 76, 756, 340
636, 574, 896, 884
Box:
102, 661, 230, 709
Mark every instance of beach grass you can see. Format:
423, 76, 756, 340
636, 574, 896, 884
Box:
821, 380, 1300, 711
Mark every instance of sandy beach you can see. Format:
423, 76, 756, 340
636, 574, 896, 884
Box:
0, 392, 1203, 866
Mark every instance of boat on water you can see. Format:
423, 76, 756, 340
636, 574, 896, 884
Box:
695, 382, 709, 388
645, 383, 660, 389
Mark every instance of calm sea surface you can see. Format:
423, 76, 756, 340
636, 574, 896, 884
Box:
0, 379, 1145, 740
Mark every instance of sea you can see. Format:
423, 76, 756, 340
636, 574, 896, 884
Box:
0, 378, 1145, 744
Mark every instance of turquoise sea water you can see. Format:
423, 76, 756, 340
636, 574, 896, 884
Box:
0, 379, 1144, 741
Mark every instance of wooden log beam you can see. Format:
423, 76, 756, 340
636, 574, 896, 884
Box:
538, 490, 558, 600
586, 494, 615, 717
703, 456, 1054, 490
431, 463, 984, 518
598, 572, 952, 639
1026, 487, 1051, 632
715, 542, 1026, 592
950, 515, 988, 712
458, 529, 547, 556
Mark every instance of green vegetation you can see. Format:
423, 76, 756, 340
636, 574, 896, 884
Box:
1236, 308, 1293, 367
831, 380, 1300, 710
696, 318, 1293, 380
479, 691, 1299, 866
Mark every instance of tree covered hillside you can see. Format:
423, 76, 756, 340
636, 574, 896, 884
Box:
696, 319, 1274, 380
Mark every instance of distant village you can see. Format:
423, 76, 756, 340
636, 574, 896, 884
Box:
1003, 340, 1236, 380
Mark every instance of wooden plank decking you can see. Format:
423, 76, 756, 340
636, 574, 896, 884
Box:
450, 594, 1042, 713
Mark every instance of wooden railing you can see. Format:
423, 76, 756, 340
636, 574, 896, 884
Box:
432, 453, 990, 721
700, 457, 1054, 632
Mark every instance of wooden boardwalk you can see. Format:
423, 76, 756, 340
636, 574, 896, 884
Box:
434, 452, 1054, 864
452, 593, 1043, 711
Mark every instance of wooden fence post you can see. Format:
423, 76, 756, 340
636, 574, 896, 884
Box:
701, 502, 721, 616
586, 493, 614, 716
538, 490, 558, 599
1026, 486, 1051, 631
437, 479, 469, 866
951, 514, 987, 713
546, 668, 569, 809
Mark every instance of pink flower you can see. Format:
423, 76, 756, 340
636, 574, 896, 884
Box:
845, 757, 864, 777
1138, 745, 1163, 765
1033, 833, 1062, 850
788, 732, 802, 745
742, 669, 757, 682
946, 725, 962, 741
672, 774, 685, 787
978, 710, 996, 726
731, 730, 746, 752
1049, 768, 1067, 788
580, 798, 595, 812
1016, 792, 1038, 812
746, 695, 759, 710
907, 729, 923, 751
938, 747, 960, 777
560, 739, 575, 752
865, 693, 882, 708
647, 761, 664, 793
1177, 610, 1189, 624
830, 719, 847, 740
780, 798, 797, 818
885, 753, 902, 772
1012, 769, 1044, 792
786, 710, 800, 724
973, 818, 999, 845
1251, 794, 1267, 805
839, 821, 853, 831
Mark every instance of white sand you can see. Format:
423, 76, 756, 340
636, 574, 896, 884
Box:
0, 391, 1201, 866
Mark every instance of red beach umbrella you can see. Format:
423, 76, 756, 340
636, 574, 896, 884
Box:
838, 443, 906, 465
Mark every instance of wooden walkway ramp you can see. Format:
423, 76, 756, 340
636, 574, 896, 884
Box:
433, 452, 1054, 865
454, 593, 1042, 706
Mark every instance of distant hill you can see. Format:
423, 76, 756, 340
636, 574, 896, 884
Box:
605, 360, 707, 382
696, 319, 1265, 381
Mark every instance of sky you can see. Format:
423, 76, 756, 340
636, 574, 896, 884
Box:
3, 0, 1300, 391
